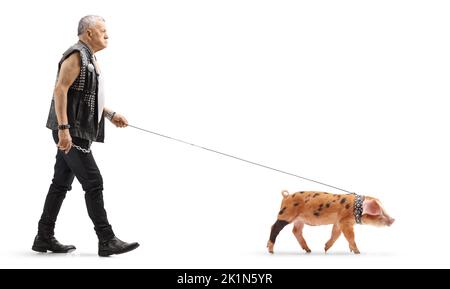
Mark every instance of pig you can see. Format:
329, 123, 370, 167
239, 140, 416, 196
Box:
267, 190, 394, 254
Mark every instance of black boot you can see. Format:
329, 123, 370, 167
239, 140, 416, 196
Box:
32, 235, 76, 253
98, 236, 139, 257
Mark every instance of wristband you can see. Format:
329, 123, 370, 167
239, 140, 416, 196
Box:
58, 124, 71, 130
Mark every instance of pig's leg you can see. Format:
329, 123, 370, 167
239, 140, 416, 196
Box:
292, 222, 311, 253
267, 219, 289, 254
340, 222, 360, 254
324, 224, 342, 252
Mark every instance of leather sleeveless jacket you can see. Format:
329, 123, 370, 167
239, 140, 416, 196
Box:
46, 41, 105, 142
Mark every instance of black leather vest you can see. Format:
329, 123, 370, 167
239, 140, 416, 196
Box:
46, 41, 105, 142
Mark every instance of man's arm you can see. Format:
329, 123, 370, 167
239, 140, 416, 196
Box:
104, 106, 128, 128
54, 52, 81, 153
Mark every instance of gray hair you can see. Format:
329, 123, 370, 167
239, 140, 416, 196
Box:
77, 15, 105, 36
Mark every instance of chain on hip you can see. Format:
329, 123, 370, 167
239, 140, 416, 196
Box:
72, 143, 91, 154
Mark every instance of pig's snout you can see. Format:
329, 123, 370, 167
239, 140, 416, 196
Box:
387, 217, 395, 226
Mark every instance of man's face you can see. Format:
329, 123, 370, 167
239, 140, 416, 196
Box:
87, 20, 109, 52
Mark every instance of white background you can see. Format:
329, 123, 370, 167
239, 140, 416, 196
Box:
0, 0, 449, 268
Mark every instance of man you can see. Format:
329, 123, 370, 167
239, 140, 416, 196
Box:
33, 15, 139, 257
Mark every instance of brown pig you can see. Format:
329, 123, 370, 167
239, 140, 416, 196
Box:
267, 190, 394, 254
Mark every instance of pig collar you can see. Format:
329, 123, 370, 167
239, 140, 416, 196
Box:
353, 194, 365, 224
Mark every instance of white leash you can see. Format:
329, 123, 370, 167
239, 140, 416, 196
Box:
127, 124, 354, 194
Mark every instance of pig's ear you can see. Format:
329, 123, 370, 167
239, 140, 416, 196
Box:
362, 199, 382, 216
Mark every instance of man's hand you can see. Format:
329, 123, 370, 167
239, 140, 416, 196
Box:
111, 113, 128, 128
58, 129, 72, 154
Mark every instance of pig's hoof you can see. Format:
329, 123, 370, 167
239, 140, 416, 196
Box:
350, 248, 360, 254
267, 241, 274, 254
304, 248, 311, 253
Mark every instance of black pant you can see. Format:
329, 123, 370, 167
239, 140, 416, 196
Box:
37, 130, 114, 241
